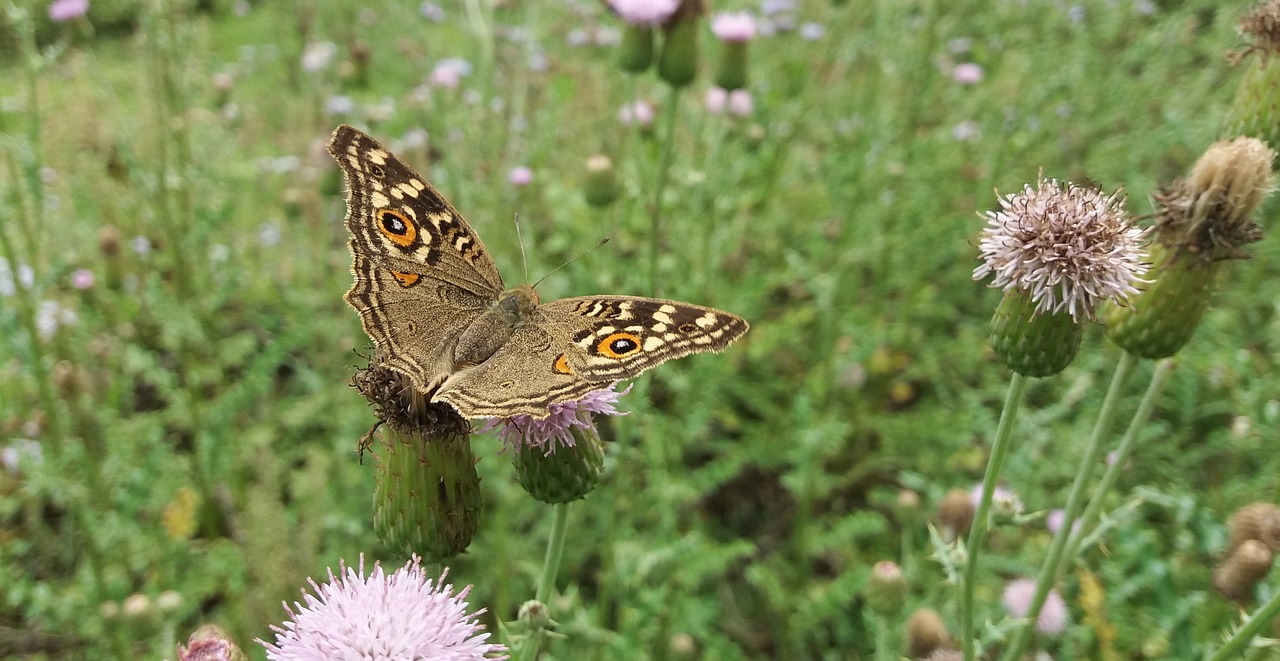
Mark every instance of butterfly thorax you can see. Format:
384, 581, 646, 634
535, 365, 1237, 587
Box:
452, 285, 541, 368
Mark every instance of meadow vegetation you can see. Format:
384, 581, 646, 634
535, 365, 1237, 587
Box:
1, 0, 1278, 658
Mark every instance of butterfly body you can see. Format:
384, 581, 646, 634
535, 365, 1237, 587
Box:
329, 125, 748, 419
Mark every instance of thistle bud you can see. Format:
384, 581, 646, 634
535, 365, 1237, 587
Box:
906, 608, 951, 660
658, 12, 699, 88
513, 424, 605, 504
617, 24, 655, 73
711, 13, 755, 90
178, 624, 247, 661
583, 154, 621, 208
865, 560, 906, 616
937, 488, 975, 542
1213, 539, 1273, 603
1227, 502, 1280, 554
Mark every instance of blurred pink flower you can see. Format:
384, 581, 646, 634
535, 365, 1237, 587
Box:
261, 556, 506, 660
607, 0, 680, 26
705, 87, 728, 114
711, 12, 757, 42
1002, 578, 1069, 634
508, 165, 533, 187
727, 89, 753, 117
71, 269, 94, 290
952, 120, 979, 141
619, 100, 656, 127
480, 384, 629, 454
431, 58, 473, 89
48, 0, 88, 21
953, 62, 984, 85
799, 22, 825, 41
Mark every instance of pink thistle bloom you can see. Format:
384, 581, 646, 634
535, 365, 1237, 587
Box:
619, 100, 656, 127
261, 555, 507, 660
705, 87, 728, 114
481, 384, 629, 454
48, 0, 88, 21
507, 165, 533, 187
431, 58, 473, 89
1001, 578, 1069, 635
727, 89, 753, 117
799, 22, 825, 41
71, 268, 94, 290
712, 12, 757, 42
953, 62, 984, 85
607, 0, 680, 26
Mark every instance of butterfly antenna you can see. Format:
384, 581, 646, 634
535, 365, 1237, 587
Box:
513, 213, 530, 283
532, 237, 611, 289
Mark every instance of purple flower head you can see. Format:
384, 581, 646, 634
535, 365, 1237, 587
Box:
480, 384, 630, 454
705, 86, 728, 114
760, 0, 794, 16
49, 0, 88, 21
607, 0, 680, 26
619, 100, 656, 127
953, 62, 984, 85
727, 89, 753, 117
431, 58, 473, 89
71, 268, 94, 290
1001, 578, 1069, 635
712, 12, 757, 42
508, 165, 533, 187
262, 555, 507, 660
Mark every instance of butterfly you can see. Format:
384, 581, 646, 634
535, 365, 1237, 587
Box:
328, 125, 749, 419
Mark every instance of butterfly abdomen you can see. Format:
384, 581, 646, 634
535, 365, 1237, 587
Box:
453, 286, 541, 367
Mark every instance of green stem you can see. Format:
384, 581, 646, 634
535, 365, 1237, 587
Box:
962, 372, 1029, 661
1206, 584, 1280, 661
875, 614, 895, 661
517, 502, 572, 660
1000, 351, 1138, 661
649, 84, 682, 294
1063, 356, 1174, 566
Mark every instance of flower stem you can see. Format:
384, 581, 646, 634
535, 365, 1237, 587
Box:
1206, 585, 1280, 661
962, 372, 1029, 661
518, 502, 572, 660
875, 614, 895, 661
649, 83, 683, 294
1000, 351, 1138, 661
1063, 356, 1174, 565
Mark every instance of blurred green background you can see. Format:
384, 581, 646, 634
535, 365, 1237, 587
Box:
1, 0, 1277, 658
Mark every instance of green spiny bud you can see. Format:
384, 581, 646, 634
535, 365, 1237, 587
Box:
990, 289, 1083, 377
1227, 1, 1280, 147
583, 154, 621, 208
865, 560, 907, 616
513, 424, 605, 504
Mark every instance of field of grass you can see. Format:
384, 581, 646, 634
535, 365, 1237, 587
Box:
2, 0, 1279, 659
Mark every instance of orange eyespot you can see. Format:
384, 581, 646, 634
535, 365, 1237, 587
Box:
390, 271, 420, 287
553, 354, 574, 374
376, 209, 417, 247
596, 332, 643, 359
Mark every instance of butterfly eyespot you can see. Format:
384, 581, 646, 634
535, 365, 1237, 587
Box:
370, 164, 386, 179
596, 332, 643, 359
376, 209, 418, 248
553, 354, 574, 375
678, 322, 698, 334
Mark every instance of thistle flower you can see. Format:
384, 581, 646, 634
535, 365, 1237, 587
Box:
1106, 138, 1275, 359
353, 362, 481, 562
1228, 2, 1280, 146
261, 556, 507, 660
178, 624, 246, 661
1002, 578, 1069, 634
481, 385, 627, 503
711, 12, 756, 42
48, 0, 88, 22
607, 0, 680, 26
952, 62, 984, 85
583, 154, 621, 208
657, 0, 701, 88
1226, 502, 1280, 555
711, 12, 754, 90
976, 178, 1145, 376
507, 165, 533, 187
937, 487, 976, 542
481, 384, 628, 454
975, 178, 1146, 322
